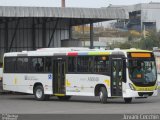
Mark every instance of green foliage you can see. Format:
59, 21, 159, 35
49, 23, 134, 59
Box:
128, 35, 133, 41
110, 42, 131, 49
110, 31, 160, 50
139, 31, 160, 50
119, 42, 131, 49
116, 31, 160, 50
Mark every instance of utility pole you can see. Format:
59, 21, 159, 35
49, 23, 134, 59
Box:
61, 0, 65, 7
143, 24, 146, 38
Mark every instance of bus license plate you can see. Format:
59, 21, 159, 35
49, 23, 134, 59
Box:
143, 94, 148, 97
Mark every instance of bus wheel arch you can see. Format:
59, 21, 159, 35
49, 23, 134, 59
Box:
95, 84, 108, 104
33, 82, 43, 91
33, 82, 50, 101
95, 84, 106, 96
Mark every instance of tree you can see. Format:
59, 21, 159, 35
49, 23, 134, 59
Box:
140, 31, 160, 50
119, 42, 131, 49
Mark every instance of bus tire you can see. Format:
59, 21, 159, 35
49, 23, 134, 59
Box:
57, 96, 71, 101
99, 87, 107, 104
124, 98, 132, 103
34, 85, 49, 101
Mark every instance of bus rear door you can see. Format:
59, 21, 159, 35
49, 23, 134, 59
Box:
53, 57, 66, 94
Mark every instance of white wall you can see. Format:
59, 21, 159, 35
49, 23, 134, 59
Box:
142, 9, 160, 31
99, 37, 128, 45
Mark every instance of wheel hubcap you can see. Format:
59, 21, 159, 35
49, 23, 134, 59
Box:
36, 89, 42, 98
99, 91, 103, 100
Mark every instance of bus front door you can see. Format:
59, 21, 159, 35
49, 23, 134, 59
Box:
53, 59, 66, 94
111, 57, 125, 97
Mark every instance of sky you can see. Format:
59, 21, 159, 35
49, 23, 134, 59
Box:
0, 0, 159, 8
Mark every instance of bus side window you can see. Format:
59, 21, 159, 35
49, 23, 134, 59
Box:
77, 56, 90, 72
4, 57, 16, 73
45, 57, 51, 72
17, 58, 29, 73
35, 61, 40, 72
68, 57, 76, 72
94, 56, 109, 73
31, 57, 44, 73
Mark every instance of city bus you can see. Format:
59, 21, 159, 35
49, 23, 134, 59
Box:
3, 48, 158, 103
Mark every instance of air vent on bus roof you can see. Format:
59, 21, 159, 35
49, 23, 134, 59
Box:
114, 48, 120, 50
22, 51, 28, 53
130, 48, 137, 50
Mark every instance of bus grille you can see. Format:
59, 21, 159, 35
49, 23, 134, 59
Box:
138, 92, 153, 97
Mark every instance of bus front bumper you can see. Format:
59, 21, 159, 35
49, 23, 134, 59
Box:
123, 89, 158, 98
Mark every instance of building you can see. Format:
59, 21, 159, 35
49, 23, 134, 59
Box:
61, 39, 107, 49
99, 37, 128, 46
0, 6, 128, 60
109, 2, 160, 32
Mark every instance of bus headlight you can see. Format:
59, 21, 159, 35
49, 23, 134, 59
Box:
129, 83, 136, 91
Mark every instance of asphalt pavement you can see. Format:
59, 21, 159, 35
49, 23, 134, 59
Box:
0, 93, 160, 114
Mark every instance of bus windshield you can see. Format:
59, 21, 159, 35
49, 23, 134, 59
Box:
128, 59, 157, 85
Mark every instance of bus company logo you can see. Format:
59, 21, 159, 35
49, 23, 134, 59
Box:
24, 75, 38, 81
88, 77, 99, 82
123, 114, 160, 120
67, 89, 80, 93
2, 114, 18, 120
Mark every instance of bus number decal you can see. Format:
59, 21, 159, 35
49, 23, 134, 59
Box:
48, 74, 52, 80
88, 77, 99, 82
24, 75, 38, 81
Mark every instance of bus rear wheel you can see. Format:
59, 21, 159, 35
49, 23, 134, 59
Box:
34, 85, 50, 101
124, 98, 132, 103
57, 96, 71, 101
99, 87, 108, 104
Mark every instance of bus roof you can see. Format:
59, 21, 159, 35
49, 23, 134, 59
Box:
4, 48, 152, 57
125, 48, 151, 53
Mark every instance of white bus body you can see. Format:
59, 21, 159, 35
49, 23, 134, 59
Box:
3, 48, 158, 103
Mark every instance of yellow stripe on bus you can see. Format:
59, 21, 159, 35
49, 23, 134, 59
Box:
13, 77, 17, 85
104, 80, 110, 87
54, 94, 65, 96
88, 52, 110, 56
66, 80, 71, 87
132, 84, 156, 91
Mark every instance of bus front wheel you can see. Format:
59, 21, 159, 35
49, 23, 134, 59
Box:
34, 85, 50, 101
124, 98, 132, 103
99, 87, 108, 104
